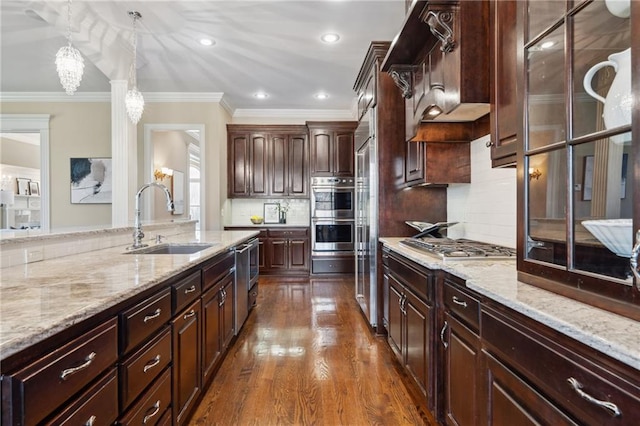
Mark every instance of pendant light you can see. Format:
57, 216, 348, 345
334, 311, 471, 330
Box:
55, 0, 84, 95
125, 11, 144, 124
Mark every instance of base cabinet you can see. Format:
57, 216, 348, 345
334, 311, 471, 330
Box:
383, 250, 434, 406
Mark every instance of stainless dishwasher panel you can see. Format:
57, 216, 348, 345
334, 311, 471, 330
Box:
234, 241, 251, 335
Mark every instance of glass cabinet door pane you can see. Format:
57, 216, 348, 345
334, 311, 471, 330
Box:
527, 149, 567, 265
527, 26, 566, 150
527, 0, 565, 42
572, 0, 631, 139
574, 134, 632, 281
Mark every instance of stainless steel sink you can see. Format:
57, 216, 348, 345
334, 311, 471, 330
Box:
126, 243, 215, 255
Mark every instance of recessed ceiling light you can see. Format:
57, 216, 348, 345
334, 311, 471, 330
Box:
320, 33, 340, 44
254, 92, 268, 99
315, 92, 329, 100
540, 40, 555, 49
199, 38, 215, 46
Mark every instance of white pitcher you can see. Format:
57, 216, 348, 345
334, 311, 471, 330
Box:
583, 48, 632, 144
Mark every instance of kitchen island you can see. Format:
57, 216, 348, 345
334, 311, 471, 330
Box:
0, 224, 258, 425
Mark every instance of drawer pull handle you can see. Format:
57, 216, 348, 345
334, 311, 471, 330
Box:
85, 415, 96, 426
184, 285, 197, 294
440, 321, 448, 349
452, 296, 468, 308
143, 355, 161, 373
60, 352, 96, 380
251, 291, 258, 296
143, 400, 161, 424
183, 309, 196, 320
567, 377, 621, 417
143, 309, 161, 323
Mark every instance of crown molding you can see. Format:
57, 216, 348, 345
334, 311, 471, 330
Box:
142, 92, 225, 102
232, 109, 356, 120
0, 92, 110, 102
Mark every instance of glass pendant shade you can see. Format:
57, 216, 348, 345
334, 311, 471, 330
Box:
55, 43, 84, 95
125, 87, 145, 124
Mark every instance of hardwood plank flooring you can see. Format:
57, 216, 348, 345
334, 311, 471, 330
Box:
189, 276, 431, 425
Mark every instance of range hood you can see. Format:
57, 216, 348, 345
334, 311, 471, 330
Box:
382, 0, 490, 141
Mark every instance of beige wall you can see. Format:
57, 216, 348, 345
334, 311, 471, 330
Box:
152, 130, 188, 221
0, 102, 112, 228
0, 137, 40, 169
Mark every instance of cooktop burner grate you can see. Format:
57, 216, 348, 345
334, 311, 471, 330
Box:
399, 238, 516, 260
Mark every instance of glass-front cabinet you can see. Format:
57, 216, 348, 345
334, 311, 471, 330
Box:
520, 0, 639, 318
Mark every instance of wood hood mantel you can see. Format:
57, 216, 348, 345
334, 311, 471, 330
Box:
382, 0, 490, 141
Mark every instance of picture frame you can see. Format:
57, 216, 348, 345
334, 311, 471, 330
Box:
28, 181, 40, 197
70, 157, 112, 204
263, 203, 280, 224
16, 178, 30, 196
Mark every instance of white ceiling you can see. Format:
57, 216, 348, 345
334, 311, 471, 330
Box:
1, 1, 406, 113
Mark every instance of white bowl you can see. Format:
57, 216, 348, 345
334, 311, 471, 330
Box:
582, 218, 632, 257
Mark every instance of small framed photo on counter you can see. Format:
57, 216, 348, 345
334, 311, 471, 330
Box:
16, 178, 30, 195
264, 203, 280, 224
29, 181, 40, 196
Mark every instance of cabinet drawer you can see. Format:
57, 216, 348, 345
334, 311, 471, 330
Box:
44, 368, 118, 426
311, 257, 354, 274
120, 288, 171, 355
268, 228, 308, 238
443, 281, 480, 331
5, 318, 118, 426
203, 250, 235, 291
119, 367, 171, 426
173, 270, 202, 314
388, 252, 430, 302
482, 309, 640, 425
119, 326, 172, 409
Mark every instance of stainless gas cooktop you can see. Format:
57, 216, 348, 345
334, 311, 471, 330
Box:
399, 237, 516, 261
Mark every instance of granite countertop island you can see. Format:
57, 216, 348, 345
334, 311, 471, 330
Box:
380, 237, 640, 371
0, 228, 258, 361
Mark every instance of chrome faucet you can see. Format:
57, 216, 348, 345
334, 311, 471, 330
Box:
129, 182, 174, 250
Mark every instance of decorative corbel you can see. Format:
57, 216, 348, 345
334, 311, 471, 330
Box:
389, 66, 414, 99
423, 7, 457, 53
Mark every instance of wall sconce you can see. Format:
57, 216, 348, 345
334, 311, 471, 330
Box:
154, 167, 174, 181
529, 167, 542, 180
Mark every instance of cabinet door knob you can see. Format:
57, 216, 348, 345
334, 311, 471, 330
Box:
143, 400, 161, 424
183, 309, 196, 320
184, 285, 197, 294
143, 355, 161, 373
452, 295, 468, 308
485, 140, 494, 147
567, 377, 621, 417
143, 308, 161, 323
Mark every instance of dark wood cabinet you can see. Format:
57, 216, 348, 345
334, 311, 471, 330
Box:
383, 251, 435, 407
488, 0, 518, 167
227, 125, 308, 198
404, 141, 472, 186
308, 121, 357, 177
172, 298, 202, 425
266, 228, 310, 274
440, 278, 481, 426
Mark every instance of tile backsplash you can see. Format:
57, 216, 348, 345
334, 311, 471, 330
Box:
224, 198, 310, 226
447, 135, 517, 248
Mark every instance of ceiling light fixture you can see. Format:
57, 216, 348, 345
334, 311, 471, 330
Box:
55, 0, 84, 95
254, 92, 268, 99
125, 11, 144, 125
315, 92, 329, 100
199, 38, 214, 46
320, 33, 340, 43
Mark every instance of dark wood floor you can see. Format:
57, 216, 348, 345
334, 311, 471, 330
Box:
189, 276, 430, 425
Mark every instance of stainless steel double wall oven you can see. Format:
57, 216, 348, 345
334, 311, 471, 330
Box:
310, 177, 356, 259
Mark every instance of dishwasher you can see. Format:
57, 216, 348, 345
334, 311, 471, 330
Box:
235, 238, 258, 335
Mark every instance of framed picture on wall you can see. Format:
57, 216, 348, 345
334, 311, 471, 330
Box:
264, 203, 280, 224
70, 158, 112, 204
28, 181, 40, 196
16, 178, 30, 195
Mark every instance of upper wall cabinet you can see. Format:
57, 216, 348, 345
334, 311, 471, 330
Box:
518, 0, 639, 320
382, 0, 490, 142
488, 0, 518, 167
307, 121, 357, 177
227, 125, 309, 198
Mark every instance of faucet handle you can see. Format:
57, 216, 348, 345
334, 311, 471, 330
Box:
155, 234, 165, 244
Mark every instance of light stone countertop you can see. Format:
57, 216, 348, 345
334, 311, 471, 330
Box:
0, 229, 258, 361
380, 238, 640, 371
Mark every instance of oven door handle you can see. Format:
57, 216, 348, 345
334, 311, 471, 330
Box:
312, 218, 356, 223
